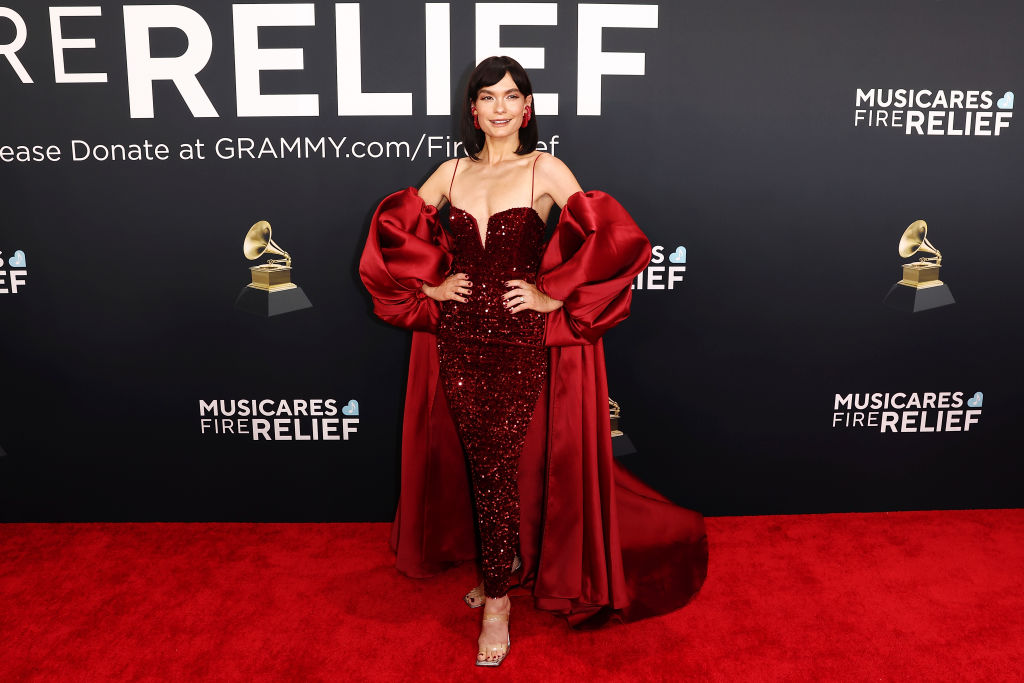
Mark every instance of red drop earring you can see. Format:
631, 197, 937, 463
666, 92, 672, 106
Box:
521, 105, 531, 128
472, 108, 480, 129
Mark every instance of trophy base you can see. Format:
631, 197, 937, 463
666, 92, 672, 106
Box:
235, 284, 312, 317
611, 431, 637, 458
883, 282, 955, 312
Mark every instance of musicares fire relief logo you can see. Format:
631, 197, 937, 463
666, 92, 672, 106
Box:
199, 398, 359, 441
0, 249, 28, 294
854, 88, 1013, 136
832, 391, 983, 433
633, 245, 686, 292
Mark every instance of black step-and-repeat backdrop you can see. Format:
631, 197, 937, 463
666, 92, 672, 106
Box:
1, 1, 1021, 520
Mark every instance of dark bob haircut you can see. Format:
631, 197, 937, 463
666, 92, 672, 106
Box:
460, 56, 538, 160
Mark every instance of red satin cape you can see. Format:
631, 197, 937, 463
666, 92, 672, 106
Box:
359, 187, 708, 627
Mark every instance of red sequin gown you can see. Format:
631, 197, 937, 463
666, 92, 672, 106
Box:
437, 162, 548, 598
358, 177, 709, 627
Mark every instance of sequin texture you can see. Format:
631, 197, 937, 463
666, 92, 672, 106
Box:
437, 205, 547, 598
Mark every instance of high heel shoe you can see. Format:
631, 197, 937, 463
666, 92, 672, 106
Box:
463, 555, 522, 608
476, 609, 510, 667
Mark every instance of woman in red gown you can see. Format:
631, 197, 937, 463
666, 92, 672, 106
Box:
360, 56, 707, 666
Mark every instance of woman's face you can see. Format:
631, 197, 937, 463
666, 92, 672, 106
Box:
473, 72, 532, 139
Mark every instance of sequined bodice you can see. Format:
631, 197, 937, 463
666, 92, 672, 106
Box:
437, 206, 546, 347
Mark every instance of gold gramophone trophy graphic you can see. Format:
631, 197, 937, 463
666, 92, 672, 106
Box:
882, 220, 955, 312
234, 220, 313, 317
609, 397, 637, 457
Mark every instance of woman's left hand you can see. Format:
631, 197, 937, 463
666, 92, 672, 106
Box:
503, 280, 563, 314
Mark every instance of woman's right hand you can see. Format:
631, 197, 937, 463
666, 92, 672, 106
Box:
422, 272, 472, 303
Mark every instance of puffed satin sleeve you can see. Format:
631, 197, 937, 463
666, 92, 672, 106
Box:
537, 191, 652, 346
358, 187, 453, 332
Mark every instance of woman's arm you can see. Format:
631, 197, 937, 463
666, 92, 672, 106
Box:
415, 158, 470, 302
358, 187, 453, 332
534, 191, 652, 346
502, 153, 583, 313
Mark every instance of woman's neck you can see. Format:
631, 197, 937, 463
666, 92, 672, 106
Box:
479, 134, 521, 166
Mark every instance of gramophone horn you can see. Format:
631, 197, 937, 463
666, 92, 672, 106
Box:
898, 219, 941, 262
243, 220, 291, 264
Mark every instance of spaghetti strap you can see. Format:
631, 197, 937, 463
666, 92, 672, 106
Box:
529, 154, 540, 207
448, 157, 460, 204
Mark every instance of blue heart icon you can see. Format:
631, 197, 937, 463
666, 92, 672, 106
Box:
997, 91, 1014, 110
8, 250, 26, 268
967, 392, 983, 408
668, 246, 687, 264
342, 399, 359, 416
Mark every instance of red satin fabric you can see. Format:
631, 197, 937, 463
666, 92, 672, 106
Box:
359, 187, 708, 627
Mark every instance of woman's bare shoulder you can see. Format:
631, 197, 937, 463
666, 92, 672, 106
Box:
534, 152, 583, 207
418, 158, 461, 206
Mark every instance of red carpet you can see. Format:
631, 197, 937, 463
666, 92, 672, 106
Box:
1, 510, 1022, 681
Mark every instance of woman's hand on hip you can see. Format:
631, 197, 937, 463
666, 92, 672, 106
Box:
422, 273, 471, 303
503, 280, 563, 314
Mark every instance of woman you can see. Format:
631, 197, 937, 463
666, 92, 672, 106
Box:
360, 56, 707, 666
